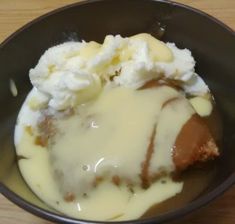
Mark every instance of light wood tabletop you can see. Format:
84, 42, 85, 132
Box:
0, 0, 234, 223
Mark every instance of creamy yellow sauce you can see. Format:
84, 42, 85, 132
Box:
189, 96, 212, 117
51, 86, 182, 197
14, 85, 203, 221
150, 98, 195, 174
17, 131, 182, 221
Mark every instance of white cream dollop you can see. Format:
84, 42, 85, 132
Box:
29, 42, 102, 111
29, 33, 209, 111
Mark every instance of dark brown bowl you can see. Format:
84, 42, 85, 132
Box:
0, 0, 235, 223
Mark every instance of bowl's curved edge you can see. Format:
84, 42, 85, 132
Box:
0, 183, 89, 224
167, 0, 235, 33
0, 174, 235, 224
0, 0, 234, 48
0, 0, 88, 47
0, 0, 235, 223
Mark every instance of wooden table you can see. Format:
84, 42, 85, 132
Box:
0, 0, 234, 223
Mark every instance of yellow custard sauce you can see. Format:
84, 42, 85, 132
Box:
15, 86, 190, 221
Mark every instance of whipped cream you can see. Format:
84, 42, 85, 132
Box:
29, 33, 209, 111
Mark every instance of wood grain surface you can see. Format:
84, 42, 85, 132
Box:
0, 0, 234, 223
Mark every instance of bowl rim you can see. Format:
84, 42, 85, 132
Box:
0, 0, 235, 223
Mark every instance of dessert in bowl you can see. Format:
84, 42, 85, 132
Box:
15, 33, 220, 221
0, 0, 235, 223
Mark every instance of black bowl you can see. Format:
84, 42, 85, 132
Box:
0, 0, 235, 223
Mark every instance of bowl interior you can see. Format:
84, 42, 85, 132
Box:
0, 0, 235, 223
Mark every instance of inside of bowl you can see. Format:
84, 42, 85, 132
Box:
0, 0, 235, 221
